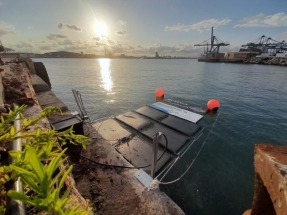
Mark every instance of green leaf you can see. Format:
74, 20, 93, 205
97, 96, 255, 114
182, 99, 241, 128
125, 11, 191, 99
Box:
0, 106, 91, 214
10, 165, 34, 177
50, 168, 65, 188
8, 190, 37, 206
46, 148, 67, 179
39, 172, 49, 198
0, 133, 10, 142
21, 174, 40, 193
26, 147, 45, 182
0, 116, 4, 124
55, 165, 73, 199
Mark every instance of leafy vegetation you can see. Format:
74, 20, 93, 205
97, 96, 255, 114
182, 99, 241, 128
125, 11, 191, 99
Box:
0, 105, 91, 215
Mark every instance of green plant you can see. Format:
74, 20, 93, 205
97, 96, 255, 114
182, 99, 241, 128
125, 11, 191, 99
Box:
0, 105, 91, 215
0, 166, 11, 213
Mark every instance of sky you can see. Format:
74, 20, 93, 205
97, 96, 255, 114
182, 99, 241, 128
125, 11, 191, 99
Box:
0, 0, 287, 57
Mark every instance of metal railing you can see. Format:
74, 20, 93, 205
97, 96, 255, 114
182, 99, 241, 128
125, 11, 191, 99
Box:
72, 89, 91, 123
8, 113, 26, 215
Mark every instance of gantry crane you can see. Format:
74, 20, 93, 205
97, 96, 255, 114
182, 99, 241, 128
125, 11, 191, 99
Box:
241, 35, 287, 55
194, 27, 229, 54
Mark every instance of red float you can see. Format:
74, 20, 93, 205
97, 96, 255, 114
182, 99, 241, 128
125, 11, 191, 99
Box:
207, 99, 220, 111
155, 88, 165, 97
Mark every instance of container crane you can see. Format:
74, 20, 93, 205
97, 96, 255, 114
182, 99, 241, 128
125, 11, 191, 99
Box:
241, 35, 287, 55
194, 27, 229, 54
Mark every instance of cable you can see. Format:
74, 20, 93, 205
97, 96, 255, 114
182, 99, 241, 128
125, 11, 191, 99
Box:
155, 131, 204, 181
72, 95, 217, 182
70, 152, 135, 169
149, 132, 168, 166
159, 112, 220, 185
69, 132, 169, 169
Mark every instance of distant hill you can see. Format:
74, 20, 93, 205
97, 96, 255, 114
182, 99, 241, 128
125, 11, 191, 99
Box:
43, 51, 95, 58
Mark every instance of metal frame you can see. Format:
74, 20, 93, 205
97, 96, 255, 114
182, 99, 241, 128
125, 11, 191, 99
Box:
72, 89, 91, 123
9, 113, 26, 215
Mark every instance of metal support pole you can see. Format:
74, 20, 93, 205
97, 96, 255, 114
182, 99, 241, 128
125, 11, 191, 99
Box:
9, 113, 26, 215
151, 132, 162, 178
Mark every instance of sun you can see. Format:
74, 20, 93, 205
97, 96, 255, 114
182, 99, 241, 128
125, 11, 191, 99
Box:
94, 21, 108, 37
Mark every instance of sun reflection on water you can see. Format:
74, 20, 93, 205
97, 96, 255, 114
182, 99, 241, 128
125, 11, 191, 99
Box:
99, 58, 113, 93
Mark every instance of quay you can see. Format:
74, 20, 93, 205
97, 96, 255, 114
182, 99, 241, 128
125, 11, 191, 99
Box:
194, 27, 287, 66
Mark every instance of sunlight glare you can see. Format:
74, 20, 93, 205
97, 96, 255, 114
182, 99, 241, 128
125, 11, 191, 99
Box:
94, 21, 108, 37
99, 58, 113, 93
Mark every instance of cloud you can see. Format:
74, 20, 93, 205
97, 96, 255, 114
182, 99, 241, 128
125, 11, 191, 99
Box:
47, 34, 67, 40
8, 31, 205, 57
0, 29, 10, 36
95, 42, 105, 46
92, 36, 111, 43
116, 30, 127, 36
165, 19, 230, 32
38, 39, 89, 53
0, 21, 16, 36
115, 21, 127, 36
118, 20, 127, 26
234, 13, 287, 28
14, 41, 36, 52
58, 23, 81, 31
92, 37, 101, 41
57, 39, 73, 46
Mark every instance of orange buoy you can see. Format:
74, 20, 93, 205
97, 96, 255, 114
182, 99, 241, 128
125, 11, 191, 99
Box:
155, 88, 165, 101
207, 99, 220, 111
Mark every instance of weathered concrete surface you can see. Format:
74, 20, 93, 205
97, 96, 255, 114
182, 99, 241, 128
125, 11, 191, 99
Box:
23, 58, 37, 75
246, 144, 287, 215
0, 59, 38, 106
36, 90, 68, 112
70, 126, 184, 215
31, 74, 50, 93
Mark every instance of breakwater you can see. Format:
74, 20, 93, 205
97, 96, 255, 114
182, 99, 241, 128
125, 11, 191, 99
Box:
244, 57, 287, 66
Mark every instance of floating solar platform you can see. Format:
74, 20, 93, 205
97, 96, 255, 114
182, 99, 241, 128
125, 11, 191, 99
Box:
93, 101, 204, 177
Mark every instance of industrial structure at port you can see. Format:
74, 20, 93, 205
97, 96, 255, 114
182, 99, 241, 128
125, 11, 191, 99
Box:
195, 27, 287, 63
1, 28, 287, 65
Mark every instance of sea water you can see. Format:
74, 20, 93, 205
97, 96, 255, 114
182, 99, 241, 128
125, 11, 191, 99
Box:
35, 58, 287, 215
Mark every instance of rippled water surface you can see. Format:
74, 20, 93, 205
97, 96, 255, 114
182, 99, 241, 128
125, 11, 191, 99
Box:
35, 58, 287, 215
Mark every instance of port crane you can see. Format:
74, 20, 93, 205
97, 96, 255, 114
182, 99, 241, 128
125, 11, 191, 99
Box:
241, 35, 287, 55
194, 27, 229, 54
